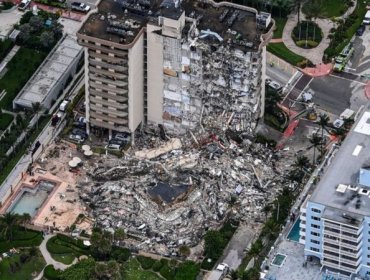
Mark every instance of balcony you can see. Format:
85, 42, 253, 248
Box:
78, 41, 128, 56
90, 105, 128, 118
322, 260, 357, 274
89, 66, 128, 80
89, 97, 128, 110
90, 92, 128, 104
89, 74, 128, 88
323, 220, 361, 235
90, 118, 129, 132
89, 59, 128, 73
90, 83, 128, 95
89, 50, 128, 64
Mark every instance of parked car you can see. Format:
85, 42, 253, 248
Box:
71, 2, 90, 12
105, 144, 121, 150
69, 134, 85, 143
113, 132, 130, 142
266, 78, 282, 92
71, 128, 87, 139
109, 139, 124, 146
357, 25, 366, 36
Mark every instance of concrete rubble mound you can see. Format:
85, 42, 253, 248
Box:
80, 126, 292, 255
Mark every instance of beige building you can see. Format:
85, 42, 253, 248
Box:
77, 0, 272, 137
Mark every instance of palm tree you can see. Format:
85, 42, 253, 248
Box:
317, 113, 330, 155
308, 133, 323, 165
20, 213, 31, 231
31, 102, 41, 130
0, 213, 20, 241
307, 0, 322, 41
294, 155, 311, 171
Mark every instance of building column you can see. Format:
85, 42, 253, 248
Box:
109, 129, 112, 140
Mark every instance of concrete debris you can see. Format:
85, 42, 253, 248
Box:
79, 124, 293, 256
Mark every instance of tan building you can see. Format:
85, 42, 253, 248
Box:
77, 0, 272, 137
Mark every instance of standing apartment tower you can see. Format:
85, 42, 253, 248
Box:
77, 0, 272, 137
300, 103, 370, 279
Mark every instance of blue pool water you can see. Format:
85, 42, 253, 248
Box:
8, 181, 55, 217
287, 218, 300, 242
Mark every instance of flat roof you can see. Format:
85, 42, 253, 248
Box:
310, 102, 370, 219
14, 35, 82, 108
78, 0, 265, 49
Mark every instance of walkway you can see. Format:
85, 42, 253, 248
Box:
279, 2, 357, 65
34, 234, 78, 280
0, 45, 20, 76
282, 13, 333, 65
39, 234, 74, 270
0, 109, 18, 140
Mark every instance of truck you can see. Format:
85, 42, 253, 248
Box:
333, 42, 354, 72
71, 2, 90, 13
207, 263, 230, 280
59, 100, 69, 112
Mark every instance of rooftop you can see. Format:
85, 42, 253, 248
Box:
310, 103, 370, 219
78, 0, 266, 49
14, 35, 82, 109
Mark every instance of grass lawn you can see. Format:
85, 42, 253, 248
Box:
0, 227, 43, 253
0, 248, 46, 280
0, 113, 14, 131
272, 17, 287, 39
46, 234, 90, 265
267, 42, 308, 66
0, 47, 46, 110
302, 0, 348, 18
122, 258, 163, 280
50, 252, 76, 265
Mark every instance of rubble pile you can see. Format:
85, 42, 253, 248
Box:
80, 127, 293, 255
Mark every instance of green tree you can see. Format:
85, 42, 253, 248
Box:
317, 113, 330, 155
308, 133, 323, 165
40, 31, 55, 49
91, 260, 121, 280
60, 258, 95, 280
31, 102, 42, 130
91, 230, 113, 261
0, 213, 20, 241
113, 228, 125, 245
204, 230, 224, 261
178, 245, 191, 257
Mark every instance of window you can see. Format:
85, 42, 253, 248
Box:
311, 240, 320, 244
310, 247, 319, 252
311, 216, 321, 221
312, 208, 321, 213
312, 224, 320, 229
311, 231, 320, 237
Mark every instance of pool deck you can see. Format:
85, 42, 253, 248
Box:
0, 140, 93, 232
265, 240, 322, 280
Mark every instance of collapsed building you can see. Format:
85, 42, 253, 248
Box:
77, 0, 272, 137
80, 126, 293, 255
76, 0, 279, 256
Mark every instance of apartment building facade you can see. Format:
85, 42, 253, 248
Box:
77, 0, 272, 137
300, 105, 370, 279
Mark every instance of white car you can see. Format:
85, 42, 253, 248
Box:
69, 134, 85, 143
105, 144, 121, 150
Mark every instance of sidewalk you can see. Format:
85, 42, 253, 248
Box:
282, 13, 333, 65
0, 45, 20, 76
278, 1, 357, 66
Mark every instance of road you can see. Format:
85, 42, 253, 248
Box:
281, 75, 312, 108
206, 225, 255, 280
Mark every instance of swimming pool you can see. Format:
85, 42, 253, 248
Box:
272, 253, 287, 267
287, 218, 300, 242
8, 180, 55, 217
